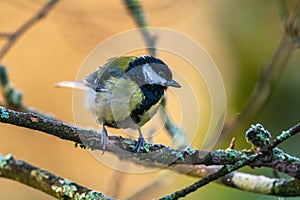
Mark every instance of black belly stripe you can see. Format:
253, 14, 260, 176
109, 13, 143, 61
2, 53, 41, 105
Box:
130, 84, 165, 124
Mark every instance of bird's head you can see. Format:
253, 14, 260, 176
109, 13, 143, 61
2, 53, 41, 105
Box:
125, 56, 181, 88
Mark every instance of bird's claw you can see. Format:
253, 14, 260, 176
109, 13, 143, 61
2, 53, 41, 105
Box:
100, 125, 109, 154
135, 136, 146, 153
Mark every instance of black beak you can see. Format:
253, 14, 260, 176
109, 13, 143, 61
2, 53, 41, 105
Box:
167, 80, 181, 88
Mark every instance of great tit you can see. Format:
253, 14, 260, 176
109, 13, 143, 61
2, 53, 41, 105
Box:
57, 55, 181, 152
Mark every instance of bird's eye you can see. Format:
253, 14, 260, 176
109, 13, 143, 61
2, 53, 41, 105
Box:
158, 71, 165, 76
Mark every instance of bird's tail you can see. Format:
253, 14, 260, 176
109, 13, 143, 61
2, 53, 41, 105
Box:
55, 80, 89, 90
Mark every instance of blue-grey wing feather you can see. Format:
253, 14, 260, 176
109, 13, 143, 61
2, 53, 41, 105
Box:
85, 67, 125, 92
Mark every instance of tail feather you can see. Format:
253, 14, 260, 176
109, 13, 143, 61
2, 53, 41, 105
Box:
55, 80, 89, 90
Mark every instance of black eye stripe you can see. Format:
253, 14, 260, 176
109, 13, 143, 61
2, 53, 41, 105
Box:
150, 63, 172, 80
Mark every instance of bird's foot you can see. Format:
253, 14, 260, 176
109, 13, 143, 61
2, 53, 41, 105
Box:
135, 135, 146, 153
100, 125, 109, 154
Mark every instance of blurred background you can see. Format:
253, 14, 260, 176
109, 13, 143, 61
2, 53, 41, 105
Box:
0, 0, 300, 199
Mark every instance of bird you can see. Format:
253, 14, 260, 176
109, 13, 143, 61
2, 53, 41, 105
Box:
56, 55, 181, 152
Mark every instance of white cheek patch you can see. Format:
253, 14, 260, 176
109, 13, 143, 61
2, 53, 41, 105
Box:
142, 63, 167, 85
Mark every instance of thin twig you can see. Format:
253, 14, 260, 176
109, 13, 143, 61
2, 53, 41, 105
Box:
270, 122, 300, 148
0, 0, 60, 60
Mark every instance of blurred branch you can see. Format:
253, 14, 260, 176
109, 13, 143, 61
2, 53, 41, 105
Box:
0, 0, 60, 61
222, 0, 300, 136
160, 97, 190, 148
0, 32, 11, 38
0, 1, 60, 118
107, 167, 126, 199
0, 65, 22, 108
0, 154, 113, 200
126, 172, 174, 200
1, 106, 300, 198
123, 0, 157, 56
0, 0, 59, 112
0, 65, 58, 121
277, 0, 288, 23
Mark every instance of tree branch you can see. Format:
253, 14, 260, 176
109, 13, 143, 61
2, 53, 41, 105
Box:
0, 154, 113, 200
159, 122, 300, 199
1, 106, 300, 180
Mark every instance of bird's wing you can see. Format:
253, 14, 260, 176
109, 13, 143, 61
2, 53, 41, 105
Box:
104, 56, 136, 72
84, 67, 125, 92
84, 56, 137, 92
